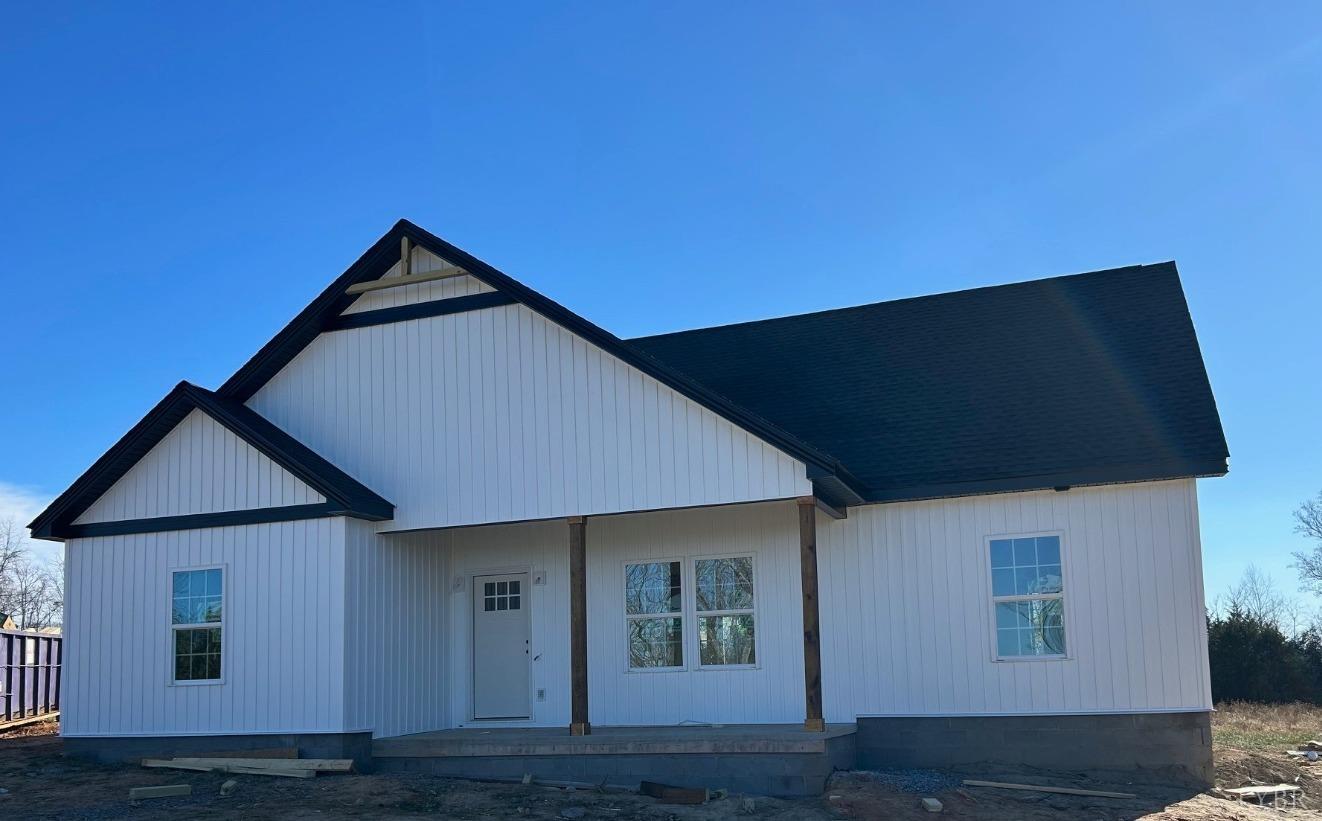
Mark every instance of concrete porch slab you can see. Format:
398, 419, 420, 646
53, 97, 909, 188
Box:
371, 723, 858, 797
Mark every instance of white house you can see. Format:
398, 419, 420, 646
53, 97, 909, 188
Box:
31, 221, 1228, 793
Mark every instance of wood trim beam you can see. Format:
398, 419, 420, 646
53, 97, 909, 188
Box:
568, 515, 590, 736
54, 502, 346, 539
400, 236, 412, 278
801, 494, 846, 521
324, 292, 516, 332
344, 266, 470, 295
797, 497, 825, 732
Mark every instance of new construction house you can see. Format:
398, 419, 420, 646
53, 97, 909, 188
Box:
30, 221, 1229, 794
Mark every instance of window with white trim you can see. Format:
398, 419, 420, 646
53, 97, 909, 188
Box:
695, 557, 756, 666
625, 561, 684, 669
990, 535, 1065, 658
171, 568, 223, 682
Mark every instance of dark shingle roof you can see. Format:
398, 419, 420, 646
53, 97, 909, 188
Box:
630, 262, 1228, 503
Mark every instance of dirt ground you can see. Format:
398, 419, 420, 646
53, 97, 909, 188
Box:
2, 713, 1320, 820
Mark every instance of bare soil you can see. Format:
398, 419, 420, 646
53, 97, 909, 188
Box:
0, 713, 1318, 820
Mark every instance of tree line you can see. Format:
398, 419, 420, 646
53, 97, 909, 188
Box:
1208, 491, 1322, 704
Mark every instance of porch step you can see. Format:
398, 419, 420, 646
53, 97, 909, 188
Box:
371, 723, 857, 797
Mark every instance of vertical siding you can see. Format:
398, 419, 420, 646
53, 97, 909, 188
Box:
341, 248, 495, 315
343, 519, 450, 738
73, 409, 324, 525
817, 479, 1212, 720
248, 303, 810, 531
587, 502, 806, 726
436, 504, 804, 730
443, 520, 571, 728
61, 519, 347, 736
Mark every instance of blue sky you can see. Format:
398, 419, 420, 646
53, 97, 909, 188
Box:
2, 3, 1319, 607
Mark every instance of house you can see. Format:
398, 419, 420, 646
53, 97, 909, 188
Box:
0, 614, 16, 631
30, 221, 1228, 793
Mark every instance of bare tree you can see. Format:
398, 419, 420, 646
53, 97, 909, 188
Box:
1293, 491, 1322, 596
6, 557, 61, 630
0, 517, 63, 629
1220, 564, 1290, 626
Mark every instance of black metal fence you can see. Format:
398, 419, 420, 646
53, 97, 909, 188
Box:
1, 630, 61, 724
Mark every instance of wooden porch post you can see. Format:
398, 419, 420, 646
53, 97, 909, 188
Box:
797, 497, 826, 732
568, 515, 591, 736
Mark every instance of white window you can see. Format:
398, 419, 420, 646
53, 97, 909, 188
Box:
694, 557, 756, 667
171, 567, 223, 682
989, 534, 1065, 659
625, 561, 684, 669
624, 555, 757, 671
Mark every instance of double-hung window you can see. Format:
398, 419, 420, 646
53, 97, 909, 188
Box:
625, 561, 684, 669
989, 534, 1065, 659
625, 555, 757, 670
695, 557, 756, 667
171, 567, 223, 682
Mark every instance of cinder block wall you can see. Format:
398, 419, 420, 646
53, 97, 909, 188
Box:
855, 712, 1213, 786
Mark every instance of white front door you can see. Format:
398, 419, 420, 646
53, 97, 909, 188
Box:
472, 573, 531, 719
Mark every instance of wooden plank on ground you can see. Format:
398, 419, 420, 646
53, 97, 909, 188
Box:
962, 780, 1136, 799
169, 757, 352, 772
0, 711, 58, 731
130, 785, 192, 800
1225, 784, 1301, 796
640, 780, 708, 804
141, 759, 323, 778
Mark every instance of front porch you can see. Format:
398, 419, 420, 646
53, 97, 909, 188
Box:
371, 723, 858, 797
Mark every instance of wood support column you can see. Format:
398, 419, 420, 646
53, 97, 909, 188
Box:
797, 497, 826, 732
568, 515, 590, 736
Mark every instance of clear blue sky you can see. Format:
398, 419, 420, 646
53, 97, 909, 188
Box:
2, 3, 1319, 606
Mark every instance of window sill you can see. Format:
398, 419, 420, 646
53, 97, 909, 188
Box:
695, 664, 759, 672
992, 655, 1070, 664
170, 678, 225, 687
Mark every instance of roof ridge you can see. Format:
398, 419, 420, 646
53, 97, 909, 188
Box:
629, 261, 1177, 342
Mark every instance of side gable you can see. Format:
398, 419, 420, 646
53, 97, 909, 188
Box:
218, 220, 865, 508
29, 383, 393, 541
72, 409, 325, 525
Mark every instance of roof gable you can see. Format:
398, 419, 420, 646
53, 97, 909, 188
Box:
631, 262, 1230, 502
218, 220, 865, 505
29, 382, 393, 540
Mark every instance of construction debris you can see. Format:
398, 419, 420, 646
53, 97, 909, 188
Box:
639, 780, 708, 804
1224, 783, 1301, 808
129, 784, 192, 800
962, 779, 1137, 799
141, 756, 352, 779
920, 796, 943, 812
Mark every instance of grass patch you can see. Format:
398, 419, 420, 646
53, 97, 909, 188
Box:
1213, 701, 1322, 752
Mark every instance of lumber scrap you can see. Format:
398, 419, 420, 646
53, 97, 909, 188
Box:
639, 780, 708, 804
961, 780, 1136, 799
129, 784, 192, 800
140, 758, 324, 778
169, 757, 352, 772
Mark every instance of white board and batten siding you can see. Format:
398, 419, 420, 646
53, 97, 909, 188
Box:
817, 478, 1212, 722
343, 518, 449, 739
247, 301, 810, 532
61, 519, 348, 737
341, 247, 496, 315
72, 409, 324, 525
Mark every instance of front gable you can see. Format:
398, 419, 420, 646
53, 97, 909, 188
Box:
248, 299, 813, 531
72, 408, 325, 525
218, 221, 864, 510
30, 383, 393, 540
